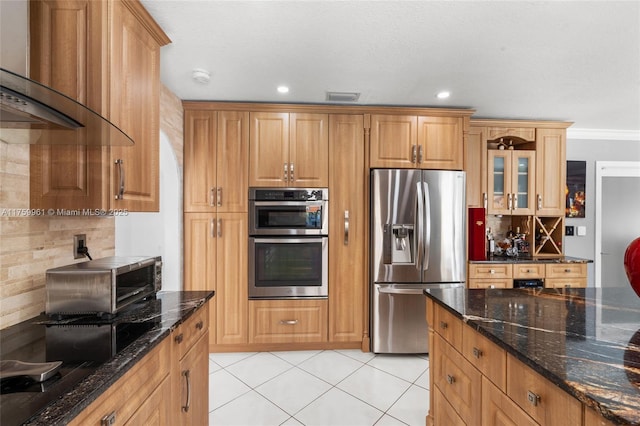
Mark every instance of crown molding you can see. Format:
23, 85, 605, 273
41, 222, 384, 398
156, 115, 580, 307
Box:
567, 128, 640, 141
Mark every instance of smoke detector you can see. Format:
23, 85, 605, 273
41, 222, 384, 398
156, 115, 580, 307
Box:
326, 91, 360, 102
192, 68, 211, 84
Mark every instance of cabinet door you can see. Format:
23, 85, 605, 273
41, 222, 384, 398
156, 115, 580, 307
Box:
184, 213, 216, 345
510, 150, 536, 215
216, 111, 249, 212
417, 116, 463, 170
29, 0, 110, 210
369, 114, 417, 168
177, 334, 209, 426
536, 128, 566, 216
487, 150, 512, 215
125, 377, 171, 426
289, 113, 329, 187
215, 213, 248, 345
184, 110, 217, 212
482, 376, 537, 426
109, 0, 161, 211
328, 115, 365, 343
249, 112, 289, 187
465, 126, 488, 209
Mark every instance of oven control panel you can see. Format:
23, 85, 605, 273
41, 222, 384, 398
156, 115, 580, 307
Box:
250, 188, 328, 201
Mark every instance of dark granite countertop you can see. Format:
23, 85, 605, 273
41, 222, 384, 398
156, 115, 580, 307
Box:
424, 286, 640, 425
0, 290, 214, 426
469, 255, 592, 264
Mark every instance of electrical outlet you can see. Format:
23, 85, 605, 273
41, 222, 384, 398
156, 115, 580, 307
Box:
73, 234, 86, 259
565, 226, 574, 236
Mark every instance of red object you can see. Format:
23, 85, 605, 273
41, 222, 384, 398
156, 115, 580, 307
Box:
624, 237, 640, 298
468, 208, 486, 261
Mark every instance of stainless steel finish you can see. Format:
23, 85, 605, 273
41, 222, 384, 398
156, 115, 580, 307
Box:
279, 320, 299, 325
507, 192, 512, 210
513, 192, 518, 209
538, 194, 543, 210
218, 218, 222, 237
290, 162, 294, 181
284, 163, 288, 181
182, 370, 191, 412
101, 412, 117, 426
411, 145, 417, 163
45, 256, 162, 316
115, 159, 125, 200
210, 187, 215, 206
210, 218, 215, 238
418, 145, 424, 163
248, 236, 328, 298
483, 192, 488, 208
370, 169, 466, 354
217, 187, 222, 206
344, 210, 350, 245
0, 360, 62, 382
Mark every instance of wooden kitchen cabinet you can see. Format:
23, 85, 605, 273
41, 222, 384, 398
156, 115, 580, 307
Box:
535, 128, 567, 216
29, 0, 170, 211
468, 263, 514, 289
369, 114, 464, 170
465, 125, 488, 208
183, 109, 249, 212
171, 304, 210, 425
544, 263, 587, 288
68, 337, 171, 426
482, 376, 537, 426
184, 213, 248, 348
248, 299, 328, 343
487, 149, 536, 215
328, 114, 366, 345
249, 112, 328, 187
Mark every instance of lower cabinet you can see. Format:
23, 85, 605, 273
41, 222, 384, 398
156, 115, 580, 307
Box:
249, 299, 328, 344
468, 262, 588, 289
427, 299, 587, 426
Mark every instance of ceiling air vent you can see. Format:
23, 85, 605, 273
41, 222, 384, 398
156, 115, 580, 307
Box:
326, 91, 360, 102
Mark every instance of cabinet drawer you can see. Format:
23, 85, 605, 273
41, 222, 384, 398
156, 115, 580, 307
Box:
482, 376, 537, 426
462, 326, 506, 391
513, 264, 545, 279
468, 279, 512, 289
433, 302, 463, 349
545, 263, 587, 279
487, 127, 536, 141
433, 333, 481, 424
69, 339, 171, 426
433, 385, 466, 426
506, 354, 582, 425
249, 299, 327, 343
174, 302, 210, 359
544, 278, 587, 288
469, 264, 513, 279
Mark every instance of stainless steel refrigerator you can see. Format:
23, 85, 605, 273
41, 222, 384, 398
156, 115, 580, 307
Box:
371, 169, 466, 353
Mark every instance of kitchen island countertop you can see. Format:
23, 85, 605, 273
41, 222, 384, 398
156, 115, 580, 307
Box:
0, 290, 214, 426
424, 286, 640, 425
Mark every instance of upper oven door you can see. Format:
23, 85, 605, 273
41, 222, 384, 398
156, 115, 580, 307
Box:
249, 200, 328, 235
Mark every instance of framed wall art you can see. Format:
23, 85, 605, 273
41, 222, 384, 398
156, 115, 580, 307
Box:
566, 160, 586, 218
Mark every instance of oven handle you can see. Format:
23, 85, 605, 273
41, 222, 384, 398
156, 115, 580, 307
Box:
251, 201, 326, 207
250, 237, 328, 244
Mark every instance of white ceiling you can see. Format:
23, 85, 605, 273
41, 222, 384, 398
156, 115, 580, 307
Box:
140, 0, 640, 136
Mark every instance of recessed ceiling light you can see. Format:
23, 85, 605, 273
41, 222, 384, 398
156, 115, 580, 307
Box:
436, 91, 451, 99
277, 86, 289, 94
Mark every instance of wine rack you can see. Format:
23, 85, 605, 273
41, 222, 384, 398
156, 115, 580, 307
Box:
533, 216, 563, 256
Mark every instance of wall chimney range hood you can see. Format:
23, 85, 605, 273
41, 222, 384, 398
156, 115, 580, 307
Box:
0, 68, 133, 146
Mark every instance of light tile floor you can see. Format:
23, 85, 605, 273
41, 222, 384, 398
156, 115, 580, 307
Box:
209, 349, 430, 426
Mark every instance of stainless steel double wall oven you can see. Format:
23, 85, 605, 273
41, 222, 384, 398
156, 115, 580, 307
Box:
249, 188, 329, 298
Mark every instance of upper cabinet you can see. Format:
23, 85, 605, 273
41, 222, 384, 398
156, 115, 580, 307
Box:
464, 126, 488, 208
487, 149, 536, 216
535, 129, 566, 216
29, 0, 170, 212
369, 114, 466, 170
184, 109, 249, 213
249, 112, 329, 187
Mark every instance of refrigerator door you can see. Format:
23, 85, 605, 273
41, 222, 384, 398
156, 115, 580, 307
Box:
371, 169, 422, 283
421, 170, 466, 284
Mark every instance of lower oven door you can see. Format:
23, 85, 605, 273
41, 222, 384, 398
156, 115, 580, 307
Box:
249, 237, 328, 298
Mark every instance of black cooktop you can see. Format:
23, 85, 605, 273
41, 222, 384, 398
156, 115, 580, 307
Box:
0, 311, 156, 426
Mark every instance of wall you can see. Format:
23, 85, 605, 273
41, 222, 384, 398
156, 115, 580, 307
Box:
564, 138, 640, 286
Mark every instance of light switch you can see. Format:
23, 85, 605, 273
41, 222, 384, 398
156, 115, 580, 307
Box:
577, 226, 587, 236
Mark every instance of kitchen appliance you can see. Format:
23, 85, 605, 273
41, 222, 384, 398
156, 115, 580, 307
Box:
371, 169, 466, 353
249, 188, 328, 298
45, 256, 162, 318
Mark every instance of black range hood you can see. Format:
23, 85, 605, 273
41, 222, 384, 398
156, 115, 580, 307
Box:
0, 68, 133, 146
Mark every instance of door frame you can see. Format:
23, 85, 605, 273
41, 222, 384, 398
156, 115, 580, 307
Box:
594, 161, 640, 287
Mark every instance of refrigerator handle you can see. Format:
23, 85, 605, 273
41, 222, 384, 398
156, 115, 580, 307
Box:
423, 182, 431, 271
416, 181, 425, 271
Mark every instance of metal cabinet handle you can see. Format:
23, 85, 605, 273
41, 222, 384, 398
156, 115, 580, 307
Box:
344, 210, 350, 245
418, 145, 423, 163
174, 333, 184, 344
101, 411, 116, 426
473, 347, 483, 359
564, 268, 571, 273
483, 193, 488, 209
527, 390, 540, 407
182, 370, 191, 412
289, 163, 294, 182
217, 219, 222, 237
210, 219, 215, 238
489, 269, 495, 274
446, 374, 455, 385
196, 320, 204, 330
279, 319, 299, 325
284, 163, 288, 181
512, 193, 518, 209
440, 321, 448, 330
210, 187, 215, 206
217, 187, 222, 207
114, 159, 125, 200
537, 194, 542, 210
507, 193, 513, 210
411, 145, 417, 163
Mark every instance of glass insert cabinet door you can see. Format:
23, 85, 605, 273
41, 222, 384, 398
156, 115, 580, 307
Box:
487, 150, 536, 215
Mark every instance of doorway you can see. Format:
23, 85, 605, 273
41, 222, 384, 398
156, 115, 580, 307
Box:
595, 161, 640, 288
